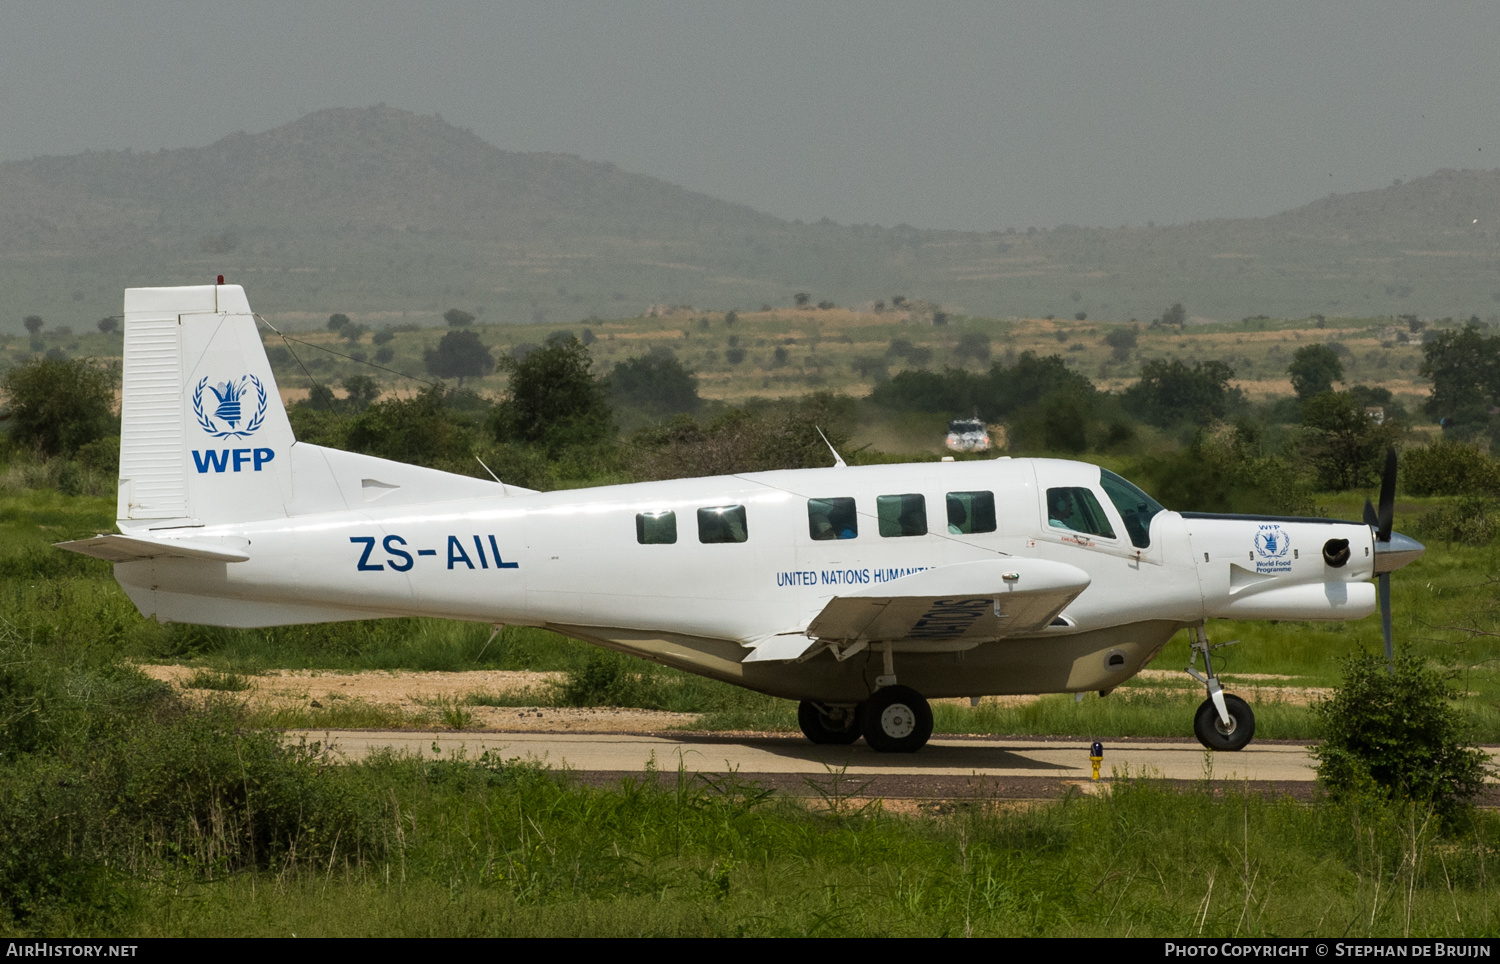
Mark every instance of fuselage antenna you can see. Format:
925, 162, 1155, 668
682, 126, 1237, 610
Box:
475, 455, 505, 488
817, 426, 847, 468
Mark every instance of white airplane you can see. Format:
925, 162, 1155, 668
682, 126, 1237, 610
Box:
58, 284, 1427, 753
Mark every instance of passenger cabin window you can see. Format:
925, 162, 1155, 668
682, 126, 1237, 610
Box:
808, 497, 858, 540
1046, 487, 1116, 539
1099, 469, 1164, 549
636, 511, 677, 545
698, 505, 748, 544
946, 491, 997, 534
877, 494, 927, 537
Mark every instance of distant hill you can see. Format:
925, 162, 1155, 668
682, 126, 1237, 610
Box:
3, 106, 1499, 333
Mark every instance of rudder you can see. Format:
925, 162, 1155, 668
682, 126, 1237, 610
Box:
118, 284, 295, 529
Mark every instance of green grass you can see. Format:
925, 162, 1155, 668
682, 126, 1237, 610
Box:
25, 752, 1500, 938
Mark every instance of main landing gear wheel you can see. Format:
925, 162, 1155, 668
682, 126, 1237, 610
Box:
1193, 694, 1255, 752
859, 685, 934, 753
798, 701, 861, 745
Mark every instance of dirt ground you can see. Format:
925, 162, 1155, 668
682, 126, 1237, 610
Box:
135, 665, 701, 732
136, 664, 1333, 734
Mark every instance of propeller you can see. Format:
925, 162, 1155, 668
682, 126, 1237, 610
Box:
1363, 448, 1399, 668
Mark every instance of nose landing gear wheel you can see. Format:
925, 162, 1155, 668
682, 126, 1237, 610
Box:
1193, 694, 1255, 751
798, 701, 861, 745
859, 685, 933, 753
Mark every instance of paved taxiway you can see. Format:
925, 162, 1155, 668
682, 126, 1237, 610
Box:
292, 730, 1344, 782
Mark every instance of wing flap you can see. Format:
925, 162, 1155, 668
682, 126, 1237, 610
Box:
54, 534, 250, 564
807, 558, 1089, 644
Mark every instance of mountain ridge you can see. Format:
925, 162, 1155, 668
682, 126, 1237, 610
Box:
3, 106, 1498, 331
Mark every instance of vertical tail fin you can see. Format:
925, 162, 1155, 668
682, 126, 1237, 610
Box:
118, 284, 295, 529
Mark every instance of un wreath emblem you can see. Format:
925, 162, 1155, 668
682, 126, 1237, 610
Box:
193, 375, 268, 439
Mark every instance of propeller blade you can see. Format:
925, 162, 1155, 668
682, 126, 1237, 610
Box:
1377, 447, 1397, 542
1379, 572, 1394, 671
1363, 498, 1380, 531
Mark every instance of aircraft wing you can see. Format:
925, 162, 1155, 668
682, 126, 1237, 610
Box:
54, 534, 251, 564
805, 557, 1090, 646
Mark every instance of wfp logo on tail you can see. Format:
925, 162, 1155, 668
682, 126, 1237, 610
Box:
193, 375, 267, 439
191, 374, 275, 474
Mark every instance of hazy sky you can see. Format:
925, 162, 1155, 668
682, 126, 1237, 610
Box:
4, 1, 1498, 231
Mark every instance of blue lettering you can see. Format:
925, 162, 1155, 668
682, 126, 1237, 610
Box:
447, 535, 475, 570
232, 449, 252, 471
192, 450, 230, 473
472, 535, 490, 569
417, 549, 437, 557
384, 535, 414, 572
350, 536, 384, 571
254, 447, 275, 470
489, 535, 519, 569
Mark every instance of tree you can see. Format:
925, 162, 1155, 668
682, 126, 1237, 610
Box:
1103, 326, 1137, 362
341, 375, 381, 412
23, 316, 43, 336
340, 323, 368, 344
1313, 654, 1490, 818
609, 353, 702, 417
1123, 358, 1241, 427
955, 332, 991, 365
326, 313, 351, 333
793, 293, 811, 308
344, 384, 478, 469
489, 336, 611, 451
1, 357, 118, 456
96, 316, 119, 335
443, 309, 475, 328
1298, 391, 1403, 490
1420, 323, 1500, 436
1161, 303, 1186, 328
423, 329, 495, 387
1288, 343, 1344, 401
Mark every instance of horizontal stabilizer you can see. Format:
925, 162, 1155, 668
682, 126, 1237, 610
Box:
807, 558, 1089, 645
54, 534, 250, 564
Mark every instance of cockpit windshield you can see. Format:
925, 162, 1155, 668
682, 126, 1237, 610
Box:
1099, 469, 1165, 549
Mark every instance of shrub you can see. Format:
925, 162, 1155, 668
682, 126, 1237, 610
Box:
1413, 495, 1500, 546
557, 649, 666, 709
1312, 654, 1491, 818
2, 357, 118, 457
1402, 440, 1500, 496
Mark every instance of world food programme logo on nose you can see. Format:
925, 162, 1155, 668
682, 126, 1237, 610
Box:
1254, 525, 1291, 558
192, 375, 268, 439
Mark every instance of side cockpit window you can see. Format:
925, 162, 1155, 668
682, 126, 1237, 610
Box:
698, 505, 748, 544
1099, 469, 1164, 549
636, 511, 677, 545
1046, 487, 1116, 539
808, 497, 858, 540
946, 491, 996, 534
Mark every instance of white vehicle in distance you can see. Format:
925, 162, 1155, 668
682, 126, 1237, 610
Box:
945, 418, 991, 453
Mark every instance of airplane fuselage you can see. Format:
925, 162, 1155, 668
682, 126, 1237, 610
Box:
114, 450, 1376, 703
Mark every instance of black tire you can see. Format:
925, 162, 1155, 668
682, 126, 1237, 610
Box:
1193, 694, 1255, 751
798, 701, 861, 745
859, 685, 934, 753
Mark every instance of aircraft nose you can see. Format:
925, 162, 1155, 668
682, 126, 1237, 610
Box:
1372, 531, 1425, 574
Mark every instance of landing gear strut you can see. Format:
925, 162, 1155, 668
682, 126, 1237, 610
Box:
1186, 626, 1255, 752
